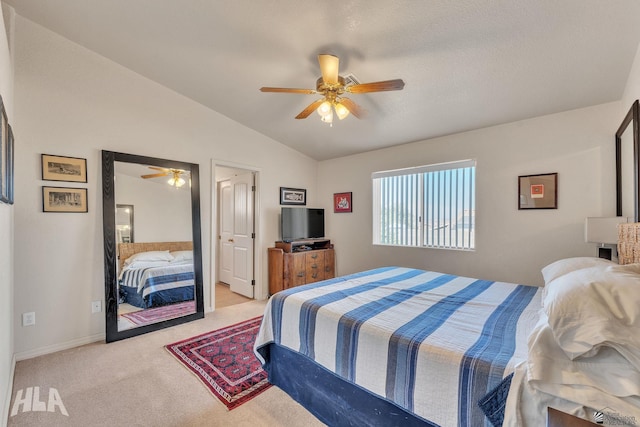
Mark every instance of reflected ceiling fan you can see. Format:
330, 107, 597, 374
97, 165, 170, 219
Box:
141, 166, 189, 188
260, 54, 405, 125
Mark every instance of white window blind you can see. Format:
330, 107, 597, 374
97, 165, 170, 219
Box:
372, 160, 476, 250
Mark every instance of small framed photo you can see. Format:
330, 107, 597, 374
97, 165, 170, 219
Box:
280, 187, 306, 205
41, 154, 87, 183
43, 186, 88, 213
518, 173, 557, 210
333, 192, 352, 213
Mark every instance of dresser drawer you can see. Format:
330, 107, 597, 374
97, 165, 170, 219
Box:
305, 250, 325, 282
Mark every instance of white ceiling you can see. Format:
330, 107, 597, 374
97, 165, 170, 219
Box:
5, 0, 640, 161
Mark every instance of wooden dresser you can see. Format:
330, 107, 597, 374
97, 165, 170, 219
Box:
268, 239, 335, 295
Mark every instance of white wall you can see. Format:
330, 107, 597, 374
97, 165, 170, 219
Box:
319, 102, 625, 287
115, 173, 192, 243
0, 3, 13, 424
623, 41, 640, 108
11, 16, 317, 356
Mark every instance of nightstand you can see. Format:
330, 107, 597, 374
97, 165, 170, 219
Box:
547, 407, 598, 426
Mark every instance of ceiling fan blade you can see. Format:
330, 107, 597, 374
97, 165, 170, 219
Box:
260, 87, 316, 94
141, 173, 168, 179
318, 54, 339, 85
148, 166, 167, 172
295, 99, 326, 119
346, 79, 405, 94
339, 98, 366, 119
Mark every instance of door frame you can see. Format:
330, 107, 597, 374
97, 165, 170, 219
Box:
211, 159, 262, 310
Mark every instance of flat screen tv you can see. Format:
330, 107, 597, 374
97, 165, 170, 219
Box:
281, 207, 325, 241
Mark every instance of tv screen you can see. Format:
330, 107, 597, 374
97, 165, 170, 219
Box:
281, 207, 325, 241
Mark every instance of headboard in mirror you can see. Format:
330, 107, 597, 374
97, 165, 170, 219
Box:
117, 241, 193, 270
102, 150, 203, 343
616, 99, 640, 221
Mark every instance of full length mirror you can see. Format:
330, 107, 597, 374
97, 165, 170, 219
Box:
102, 151, 204, 342
616, 100, 640, 221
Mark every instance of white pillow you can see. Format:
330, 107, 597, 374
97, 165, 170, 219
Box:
170, 250, 193, 262
541, 257, 616, 285
122, 260, 171, 270
543, 265, 640, 370
124, 250, 174, 266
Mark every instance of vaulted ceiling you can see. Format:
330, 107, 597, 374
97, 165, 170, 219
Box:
5, 0, 640, 160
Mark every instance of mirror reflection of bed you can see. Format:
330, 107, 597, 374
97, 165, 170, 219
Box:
116, 241, 196, 331
114, 159, 198, 332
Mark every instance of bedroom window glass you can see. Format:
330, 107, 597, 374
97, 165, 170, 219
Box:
372, 159, 476, 250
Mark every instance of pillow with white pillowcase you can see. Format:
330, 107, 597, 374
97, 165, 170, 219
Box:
543, 263, 640, 371
541, 256, 616, 285
124, 250, 174, 266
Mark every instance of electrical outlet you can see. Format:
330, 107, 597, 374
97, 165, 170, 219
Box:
91, 300, 102, 313
22, 312, 35, 327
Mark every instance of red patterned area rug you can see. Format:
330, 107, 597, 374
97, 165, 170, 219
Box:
165, 316, 271, 410
121, 301, 196, 326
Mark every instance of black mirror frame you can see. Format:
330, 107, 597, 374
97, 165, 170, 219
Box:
101, 150, 204, 343
616, 100, 640, 222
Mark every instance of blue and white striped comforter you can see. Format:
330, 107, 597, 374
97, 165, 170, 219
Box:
254, 267, 542, 426
119, 263, 194, 300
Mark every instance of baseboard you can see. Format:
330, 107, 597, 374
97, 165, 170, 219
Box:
2, 354, 15, 427
14, 333, 105, 362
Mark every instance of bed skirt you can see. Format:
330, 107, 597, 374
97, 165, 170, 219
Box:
119, 284, 194, 308
261, 343, 437, 427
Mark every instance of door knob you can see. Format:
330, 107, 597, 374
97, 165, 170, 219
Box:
228, 238, 234, 242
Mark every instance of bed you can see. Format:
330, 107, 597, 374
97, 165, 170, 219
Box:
117, 241, 195, 309
254, 226, 640, 426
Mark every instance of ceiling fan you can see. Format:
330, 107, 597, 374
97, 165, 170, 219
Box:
260, 54, 405, 125
141, 166, 189, 188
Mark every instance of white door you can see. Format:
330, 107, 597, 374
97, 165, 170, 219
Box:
219, 172, 255, 298
218, 180, 233, 285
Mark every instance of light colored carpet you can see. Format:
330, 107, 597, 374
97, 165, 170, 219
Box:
8, 300, 326, 427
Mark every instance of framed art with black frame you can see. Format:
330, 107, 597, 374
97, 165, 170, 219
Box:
280, 187, 306, 205
333, 192, 352, 213
5, 124, 14, 204
518, 173, 558, 210
42, 186, 88, 213
41, 154, 87, 183
0, 95, 11, 204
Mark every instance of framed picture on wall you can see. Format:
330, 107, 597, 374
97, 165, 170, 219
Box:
0, 95, 8, 204
43, 186, 88, 213
41, 154, 88, 183
333, 192, 352, 213
280, 187, 306, 205
5, 124, 13, 204
518, 173, 558, 209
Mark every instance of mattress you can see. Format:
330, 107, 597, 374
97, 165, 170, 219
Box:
255, 266, 542, 426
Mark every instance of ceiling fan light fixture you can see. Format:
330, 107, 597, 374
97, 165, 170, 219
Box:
316, 100, 332, 117
168, 175, 186, 188
334, 102, 350, 120
320, 109, 334, 125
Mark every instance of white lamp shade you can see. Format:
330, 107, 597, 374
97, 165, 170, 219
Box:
585, 217, 628, 244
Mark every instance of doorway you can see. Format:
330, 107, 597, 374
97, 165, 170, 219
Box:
213, 163, 260, 309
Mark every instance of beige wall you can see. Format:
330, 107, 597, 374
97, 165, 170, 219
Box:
0, 4, 14, 424
319, 101, 627, 287
11, 16, 318, 357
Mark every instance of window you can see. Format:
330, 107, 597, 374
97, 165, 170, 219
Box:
372, 159, 476, 250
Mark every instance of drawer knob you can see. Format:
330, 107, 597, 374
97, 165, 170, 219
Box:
297, 272, 305, 277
